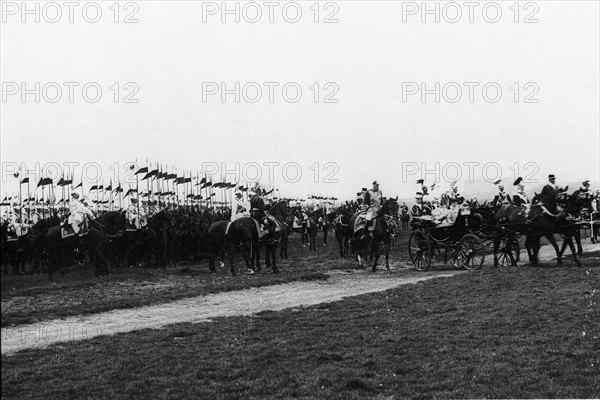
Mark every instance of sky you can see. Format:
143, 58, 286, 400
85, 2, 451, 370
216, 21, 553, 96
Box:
1, 0, 599, 202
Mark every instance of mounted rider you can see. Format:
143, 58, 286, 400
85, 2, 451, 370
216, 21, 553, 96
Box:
249, 187, 270, 238
126, 203, 148, 229
68, 192, 93, 235
541, 174, 568, 196
361, 180, 383, 237
7, 208, 30, 237
231, 191, 249, 221
569, 179, 593, 218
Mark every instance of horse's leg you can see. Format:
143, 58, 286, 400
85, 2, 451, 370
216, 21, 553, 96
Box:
525, 235, 536, 266
253, 242, 261, 272
228, 244, 236, 276
384, 240, 391, 270
371, 239, 380, 272
270, 244, 278, 273
208, 253, 216, 273
563, 234, 582, 267
575, 229, 583, 255
544, 234, 561, 267
493, 238, 501, 267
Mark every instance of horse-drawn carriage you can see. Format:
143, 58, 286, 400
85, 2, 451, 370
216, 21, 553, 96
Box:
408, 206, 520, 271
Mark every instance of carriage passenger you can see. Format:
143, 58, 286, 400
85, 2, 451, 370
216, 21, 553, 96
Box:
512, 178, 530, 207
411, 193, 430, 217
431, 199, 449, 225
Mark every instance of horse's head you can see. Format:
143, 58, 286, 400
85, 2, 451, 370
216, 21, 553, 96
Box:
381, 197, 399, 217
269, 200, 289, 221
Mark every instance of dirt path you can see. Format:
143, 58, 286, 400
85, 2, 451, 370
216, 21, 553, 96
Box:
1, 270, 463, 355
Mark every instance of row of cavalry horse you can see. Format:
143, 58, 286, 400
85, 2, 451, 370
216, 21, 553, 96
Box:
1, 188, 597, 280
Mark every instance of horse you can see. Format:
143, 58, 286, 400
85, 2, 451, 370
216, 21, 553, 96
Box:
321, 211, 336, 247
2, 216, 62, 275
295, 208, 322, 251
40, 212, 122, 281
278, 213, 294, 260
206, 200, 289, 276
201, 221, 229, 273
333, 204, 351, 257
495, 189, 581, 267
145, 210, 176, 267
348, 198, 399, 271
253, 200, 289, 271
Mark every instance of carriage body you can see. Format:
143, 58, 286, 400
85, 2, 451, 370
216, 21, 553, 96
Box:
408, 208, 486, 271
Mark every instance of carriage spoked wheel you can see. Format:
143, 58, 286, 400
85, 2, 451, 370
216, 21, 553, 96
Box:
496, 236, 519, 267
408, 231, 432, 271
458, 233, 485, 270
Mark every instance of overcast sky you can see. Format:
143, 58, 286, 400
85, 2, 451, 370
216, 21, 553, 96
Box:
1, 0, 599, 200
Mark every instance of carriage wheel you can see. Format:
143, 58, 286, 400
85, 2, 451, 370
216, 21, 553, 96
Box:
497, 236, 519, 267
408, 231, 432, 271
458, 234, 485, 270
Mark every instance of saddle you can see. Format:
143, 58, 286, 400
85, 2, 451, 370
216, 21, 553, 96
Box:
354, 214, 378, 234
6, 229, 19, 242
61, 219, 89, 239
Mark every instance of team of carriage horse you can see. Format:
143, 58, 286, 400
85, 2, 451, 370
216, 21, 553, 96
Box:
1, 187, 596, 280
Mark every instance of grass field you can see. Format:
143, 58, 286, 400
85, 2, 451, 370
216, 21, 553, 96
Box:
2, 236, 600, 399
2, 231, 599, 399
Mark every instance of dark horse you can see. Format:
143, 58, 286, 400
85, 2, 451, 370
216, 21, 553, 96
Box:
495, 189, 581, 267
333, 204, 352, 257
295, 208, 322, 251
348, 198, 399, 271
252, 200, 290, 271
40, 212, 121, 281
203, 201, 289, 275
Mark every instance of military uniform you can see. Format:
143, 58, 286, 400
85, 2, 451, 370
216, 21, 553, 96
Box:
68, 195, 93, 233
512, 191, 530, 206
231, 194, 249, 221
493, 188, 511, 207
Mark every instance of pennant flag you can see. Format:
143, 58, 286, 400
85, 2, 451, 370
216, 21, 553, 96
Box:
113, 186, 123, 193
56, 178, 65, 187
74, 181, 83, 189
37, 178, 53, 187
124, 188, 137, 197
89, 185, 98, 191
200, 177, 207, 185
135, 167, 149, 175
105, 184, 112, 191
64, 178, 73, 186
184, 177, 192, 183
176, 177, 185, 185
142, 169, 158, 180
20, 177, 29, 184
